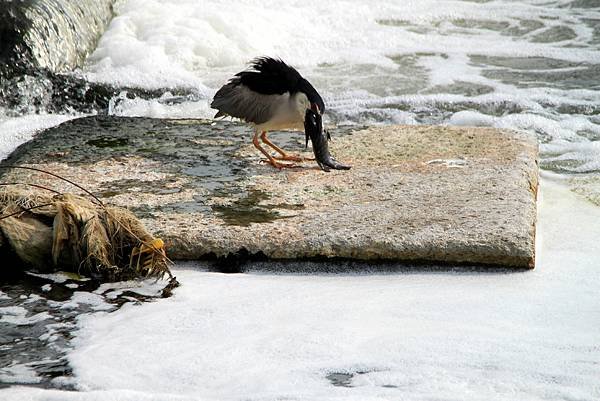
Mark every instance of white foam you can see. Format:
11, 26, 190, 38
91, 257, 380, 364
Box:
448, 110, 495, 126
108, 92, 214, 119
84, 0, 600, 91
0, 363, 41, 385
0, 387, 195, 401
0, 306, 52, 326
60, 292, 113, 312
0, 113, 77, 161
93, 279, 169, 300
542, 143, 600, 173
23, 294, 44, 304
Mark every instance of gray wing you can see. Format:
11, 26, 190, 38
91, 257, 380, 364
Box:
211, 82, 288, 125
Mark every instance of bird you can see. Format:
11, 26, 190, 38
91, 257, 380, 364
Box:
211, 57, 325, 169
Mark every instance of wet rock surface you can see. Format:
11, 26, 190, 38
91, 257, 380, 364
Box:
0, 116, 538, 268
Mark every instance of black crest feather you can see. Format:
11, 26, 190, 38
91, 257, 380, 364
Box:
230, 57, 325, 113
235, 57, 302, 95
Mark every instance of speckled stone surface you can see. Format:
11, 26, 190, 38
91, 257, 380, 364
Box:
0, 116, 538, 268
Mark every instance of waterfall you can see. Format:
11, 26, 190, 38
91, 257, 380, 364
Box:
0, 0, 115, 73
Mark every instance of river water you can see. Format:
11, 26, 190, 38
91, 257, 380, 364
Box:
1, 0, 600, 399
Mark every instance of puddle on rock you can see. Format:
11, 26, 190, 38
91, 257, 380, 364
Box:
86, 137, 130, 148
211, 188, 304, 226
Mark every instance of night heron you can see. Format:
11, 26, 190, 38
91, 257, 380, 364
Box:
211, 57, 325, 169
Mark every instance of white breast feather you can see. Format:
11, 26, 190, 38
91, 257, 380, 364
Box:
254, 92, 310, 132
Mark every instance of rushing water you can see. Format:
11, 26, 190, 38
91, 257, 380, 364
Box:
1, 0, 600, 398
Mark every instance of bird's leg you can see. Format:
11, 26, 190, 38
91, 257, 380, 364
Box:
260, 131, 314, 162
253, 131, 297, 169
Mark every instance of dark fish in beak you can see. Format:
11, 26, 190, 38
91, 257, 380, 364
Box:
304, 109, 351, 172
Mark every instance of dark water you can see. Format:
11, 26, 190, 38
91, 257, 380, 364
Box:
0, 271, 168, 388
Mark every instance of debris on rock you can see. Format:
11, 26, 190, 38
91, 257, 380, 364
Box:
0, 189, 173, 282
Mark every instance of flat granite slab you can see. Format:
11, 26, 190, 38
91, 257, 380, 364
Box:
0, 116, 538, 268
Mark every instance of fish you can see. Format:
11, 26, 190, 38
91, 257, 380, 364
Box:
304, 109, 351, 172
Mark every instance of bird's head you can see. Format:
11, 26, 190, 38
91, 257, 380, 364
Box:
298, 78, 325, 115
